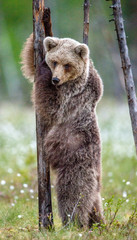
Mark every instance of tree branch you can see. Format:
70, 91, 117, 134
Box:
112, 0, 137, 154
43, 8, 53, 37
33, 0, 53, 229
83, 0, 90, 45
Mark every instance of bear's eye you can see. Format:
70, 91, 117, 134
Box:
64, 64, 71, 70
53, 61, 58, 68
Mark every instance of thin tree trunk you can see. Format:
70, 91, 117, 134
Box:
83, 0, 90, 45
111, 0, 137, 155
33, 0, 53, 229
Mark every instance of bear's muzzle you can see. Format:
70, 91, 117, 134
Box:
52, 77, 60, 85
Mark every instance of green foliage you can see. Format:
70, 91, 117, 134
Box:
0, 0, 137, 103
0, 101, 137, 239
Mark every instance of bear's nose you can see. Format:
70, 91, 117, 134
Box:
52, 77, 60, 85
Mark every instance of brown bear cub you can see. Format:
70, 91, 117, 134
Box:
21, 34, 104, 227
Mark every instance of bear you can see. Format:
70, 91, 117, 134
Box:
21, 34, 104, 228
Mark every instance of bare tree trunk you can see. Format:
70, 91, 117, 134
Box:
111, 0, 137, 154
83, 0, 90, 45
33, 0, 53, 229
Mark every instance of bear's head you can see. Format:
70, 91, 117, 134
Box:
43, 37, 89, 86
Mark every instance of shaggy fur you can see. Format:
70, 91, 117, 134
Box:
21, 34, 104, 227
20, 33, 34, 82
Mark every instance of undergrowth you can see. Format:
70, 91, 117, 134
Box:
0, 100, 136, 239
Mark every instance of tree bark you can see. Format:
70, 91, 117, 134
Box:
33, 0, 53, 229
112, 0, 137, 155
43, 8, 53, 38
83, 0, 90, 45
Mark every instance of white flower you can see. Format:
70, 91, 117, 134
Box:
108, 172, 113, 177
20, 190, 24, 194
51, 185, 54, 188
14, 196, 19, 200
7, 168, 13, 173
1, 180, 6, 185
30, 189, 34, 193
31, 195, 34, 199
17, 173, 21, 177
102, 198, 105, 201
122, 179, 126, 183
126, 181, 130, 185
78, 233, 82, 237
67, 214, 70, 217
23, 184, 28, 188
109, 179, 113, 183
123, 191, 127, 198
18, 215, 23, 219
10, 185, 15, 190
104, 202, 108, 206
126, 199, 129, 203
11, 203, 15, 207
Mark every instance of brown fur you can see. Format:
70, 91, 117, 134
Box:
20, 33, 34, 82
21, 34, 104, 227
44, 37, 89, 86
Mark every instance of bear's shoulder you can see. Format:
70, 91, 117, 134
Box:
86, 60, 103, 104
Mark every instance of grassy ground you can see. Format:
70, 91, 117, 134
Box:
0, 100, 136, 239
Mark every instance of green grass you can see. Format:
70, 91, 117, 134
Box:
0, 100, 137, 239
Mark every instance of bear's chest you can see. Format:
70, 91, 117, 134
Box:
56, 89, 93, 124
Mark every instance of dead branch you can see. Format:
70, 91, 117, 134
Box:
43, 8, 53, 37
111, 0, 137, 154
83, 0, 90, 45
33, 0, 53, 229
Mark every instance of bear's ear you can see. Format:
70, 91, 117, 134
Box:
74, 44, 89, 61
43, 37, 59, 52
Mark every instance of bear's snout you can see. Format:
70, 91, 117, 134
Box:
52, 77, 60, 85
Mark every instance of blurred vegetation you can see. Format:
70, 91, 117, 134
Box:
0, 102, 136, 238
0, 0, 137, 104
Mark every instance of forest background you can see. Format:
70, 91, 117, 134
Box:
0, 0, 137, 239
0, 0, 137, 103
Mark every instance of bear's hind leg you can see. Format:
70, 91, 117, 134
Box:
89, 193, 104, 227
59, 205, 68, 226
